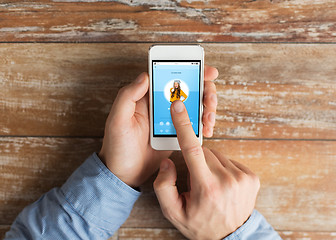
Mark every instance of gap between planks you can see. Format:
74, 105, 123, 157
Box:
1, 1, 336, 42
1, 138, 335, 231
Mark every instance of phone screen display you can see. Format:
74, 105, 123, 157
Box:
152, 60, 201, 137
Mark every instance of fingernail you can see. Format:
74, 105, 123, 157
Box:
211, 94, 217, 105
209, 112, 216, 125
135, 72, 146, 83
161, 160, 169, 171
173, 100, 184, 113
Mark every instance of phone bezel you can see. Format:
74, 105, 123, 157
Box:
149, 45, 204, 150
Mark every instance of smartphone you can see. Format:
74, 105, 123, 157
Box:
149, 45, 204, 150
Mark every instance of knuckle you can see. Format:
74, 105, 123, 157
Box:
205, 81, 216, 91
153, 179, 159, 190
153, 178, 165, 191
176, 118, 191, 128
251, 173, 261, 190
200, 180, 220, 201
184, 144, 203, 157
212, 82, 217, 91
118, 85, 133, 98
118, 86, 127, 95
235, 171, 247, 182
225, 175, 240, 190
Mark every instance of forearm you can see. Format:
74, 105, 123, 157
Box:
5, 153, 140, 240
223, 210, 282, 240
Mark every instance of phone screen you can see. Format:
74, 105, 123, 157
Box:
152, 60, 201, 137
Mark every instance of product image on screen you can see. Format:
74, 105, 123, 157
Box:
152, 60, 201, 137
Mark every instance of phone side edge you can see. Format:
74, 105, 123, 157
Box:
199, 45, 204, 146
148, 47, 154, 149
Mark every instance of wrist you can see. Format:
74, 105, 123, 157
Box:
222, 211, 256, 240
97, 150, 140, 189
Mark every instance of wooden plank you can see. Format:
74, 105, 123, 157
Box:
1, 137, 335, 232
2, 225, 336, 240
0, 137, 102, 225
0, 226, 10, 240
0, 43, 138, 137
119, 228, 186, 240
1, 43, 335, 139
118, 228, 336, 240
204, 140, 336, 232
1, 1, 336, 42
108, 232, 118, 240
124, 139, 336, 232
0, 225, 118, 239
208, 44, 336, 139
279, 231, 336, 240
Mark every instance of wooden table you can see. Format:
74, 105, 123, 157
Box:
1, 1, 336, 239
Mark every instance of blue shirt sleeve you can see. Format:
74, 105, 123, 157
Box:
223, 209, 282, 240
5, 153, 141, 240
5, 153, 281, 240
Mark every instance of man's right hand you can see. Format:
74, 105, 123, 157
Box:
153, 100, 260, 240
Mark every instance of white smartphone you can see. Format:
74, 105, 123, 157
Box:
149, 45, 204, 150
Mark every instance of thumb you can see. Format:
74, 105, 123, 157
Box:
154, 159, 185, 224
110, 72, 149, 125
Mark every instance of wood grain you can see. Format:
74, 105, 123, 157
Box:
1, 1, 336, 42
205, 140, 336, 232
1, 137, 335, 232
119, 228, 336, 240
1, 1, 336, 238
0, 225, 118, 240
108, 232, 118, 240
124, 139, 336, 232
0, 137, 102, 225
0, 226, 10, 240
1, 43, 335, 139
119, 228, 186, 240
2, 225, 335, 240
279, 231, 336, 240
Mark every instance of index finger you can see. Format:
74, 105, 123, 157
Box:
170, 100, 211, 179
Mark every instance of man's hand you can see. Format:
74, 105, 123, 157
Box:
153, 100, 260, 239
99, 66, 218, 188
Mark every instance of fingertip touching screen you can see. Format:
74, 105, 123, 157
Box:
152, 60, 201, 137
